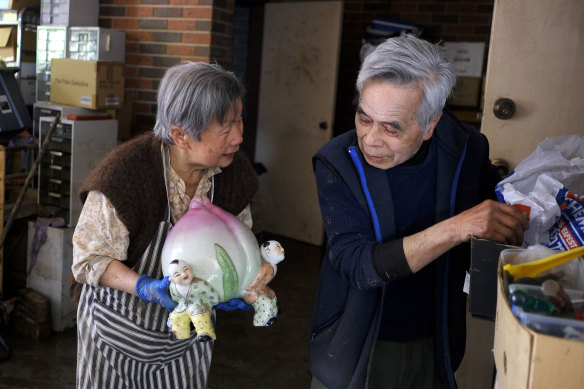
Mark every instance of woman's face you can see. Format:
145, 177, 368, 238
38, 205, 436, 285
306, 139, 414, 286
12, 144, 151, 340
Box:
189, 99, 244, 169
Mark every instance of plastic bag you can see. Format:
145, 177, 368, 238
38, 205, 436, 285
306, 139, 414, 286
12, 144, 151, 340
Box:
496, 135, 584, 248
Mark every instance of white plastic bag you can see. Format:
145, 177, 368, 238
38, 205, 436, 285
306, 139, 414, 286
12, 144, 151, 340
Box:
496, 135, 584, 248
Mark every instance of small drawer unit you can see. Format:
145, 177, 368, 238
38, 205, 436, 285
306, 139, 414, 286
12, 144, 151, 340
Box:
69, 27, 125, 62
41, 0, 99, 26
33, 101, 102, 136
36, 25, 69, 102
38, 116, 118, 226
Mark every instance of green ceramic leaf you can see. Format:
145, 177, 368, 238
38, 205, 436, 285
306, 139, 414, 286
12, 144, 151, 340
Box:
214, 243, 239, 300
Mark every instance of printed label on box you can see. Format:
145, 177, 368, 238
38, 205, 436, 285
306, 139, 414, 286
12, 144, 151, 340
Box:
444, 42, 486, 77
105, 97, 119, 106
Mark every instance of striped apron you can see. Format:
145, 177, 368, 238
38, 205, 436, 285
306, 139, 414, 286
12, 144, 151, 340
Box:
76, 146, 214, 388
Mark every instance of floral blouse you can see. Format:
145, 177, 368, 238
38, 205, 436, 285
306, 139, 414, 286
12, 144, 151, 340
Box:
72, 144, 253, 287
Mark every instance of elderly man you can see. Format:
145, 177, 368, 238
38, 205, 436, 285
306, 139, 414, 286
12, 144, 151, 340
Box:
309, 35, 528, 389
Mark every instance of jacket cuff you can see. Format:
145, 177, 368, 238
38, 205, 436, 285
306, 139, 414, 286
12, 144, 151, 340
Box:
371, 238, 413, 282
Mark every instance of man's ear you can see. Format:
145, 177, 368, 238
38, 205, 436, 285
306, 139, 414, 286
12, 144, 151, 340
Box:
170, 125, 190, 149
422, 114, 441, 141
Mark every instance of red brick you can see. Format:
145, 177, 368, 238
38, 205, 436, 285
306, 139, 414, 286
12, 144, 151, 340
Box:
168, 19, 198, 31
460, 14, 492, 25
127, 6, 154, 18
182, 32, 211, 44
132, 102, 152, 113
113, 18, 140, 29
446, 4, 477, 14
125, 31, 154, 42
170, 0, 200, 5
183, 7, 213, 19
125, 54, 153, 66
167, 45, 196, 56
125, 42, 139, 54
124, 66, 139, 78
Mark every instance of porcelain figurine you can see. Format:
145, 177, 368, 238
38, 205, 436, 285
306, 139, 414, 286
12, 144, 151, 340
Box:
242, 240, 285, 326
168, 259, 219, 341
161, 195, 284, 340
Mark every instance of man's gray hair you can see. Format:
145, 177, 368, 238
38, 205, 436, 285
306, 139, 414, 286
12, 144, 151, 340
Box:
153, 61, 245, 143
356, 35, 456, 132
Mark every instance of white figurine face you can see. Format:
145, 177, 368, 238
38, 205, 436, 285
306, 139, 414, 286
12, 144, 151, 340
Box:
261, 240, 285, 264
169, 259, 194, 286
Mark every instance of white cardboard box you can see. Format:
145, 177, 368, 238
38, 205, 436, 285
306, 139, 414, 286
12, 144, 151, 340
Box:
444, 42, 486, 77
26, 223, 76, 332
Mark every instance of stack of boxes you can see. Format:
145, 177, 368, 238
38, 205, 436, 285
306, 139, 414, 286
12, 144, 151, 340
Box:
35, 0, 125, 106
26, 0, 125, 333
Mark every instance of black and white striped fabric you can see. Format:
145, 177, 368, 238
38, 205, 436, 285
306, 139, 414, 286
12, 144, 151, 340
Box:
75, 144, 215, 388
76, 214, 214, 388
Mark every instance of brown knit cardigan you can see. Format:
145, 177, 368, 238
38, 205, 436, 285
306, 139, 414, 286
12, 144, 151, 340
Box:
68, 133, 258, 303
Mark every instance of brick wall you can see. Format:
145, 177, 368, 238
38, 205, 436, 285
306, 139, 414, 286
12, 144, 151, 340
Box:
335, 0, 494, 134
97, 0, 493, 142
98, 0, 235, 139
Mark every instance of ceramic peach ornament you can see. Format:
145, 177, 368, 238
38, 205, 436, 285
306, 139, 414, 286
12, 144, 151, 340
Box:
161, 195, 284, 340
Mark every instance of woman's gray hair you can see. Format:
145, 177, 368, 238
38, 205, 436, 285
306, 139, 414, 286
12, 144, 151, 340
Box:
153, 61, 245, 143
356, 35, 456, 132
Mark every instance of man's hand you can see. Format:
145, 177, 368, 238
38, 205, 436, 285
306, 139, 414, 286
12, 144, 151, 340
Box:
214, 298, 252, 311
135, 275, 178, 312
453, 199, 529, 246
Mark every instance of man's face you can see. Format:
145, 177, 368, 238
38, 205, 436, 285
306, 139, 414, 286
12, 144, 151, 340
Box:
355, 81, 438, 170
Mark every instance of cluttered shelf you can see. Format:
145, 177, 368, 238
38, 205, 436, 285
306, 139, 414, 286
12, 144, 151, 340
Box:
0, 139, 39, 298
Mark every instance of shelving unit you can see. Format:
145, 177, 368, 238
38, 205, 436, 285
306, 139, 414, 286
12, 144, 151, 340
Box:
0, 6, 39, 105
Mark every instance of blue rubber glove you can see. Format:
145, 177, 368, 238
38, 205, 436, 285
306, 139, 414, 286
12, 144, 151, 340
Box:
135, 275, 177, 312
213, 298, 252, 311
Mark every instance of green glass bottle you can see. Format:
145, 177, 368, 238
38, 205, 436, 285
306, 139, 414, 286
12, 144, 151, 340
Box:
510, 289, 555, 315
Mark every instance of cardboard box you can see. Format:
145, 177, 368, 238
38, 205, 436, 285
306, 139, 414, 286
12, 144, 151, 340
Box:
20, 28, 35, 62
0, 0, 39, 11
27, 224, 77, 331
444, 42, 486, 78
0, 26, 15, 62
448, 76, 482, 107
12, 310, 51, 340
493, 254, 584, 388
15, 288, 51, 323
50, 58, 124, 110
469, 237, 515, 320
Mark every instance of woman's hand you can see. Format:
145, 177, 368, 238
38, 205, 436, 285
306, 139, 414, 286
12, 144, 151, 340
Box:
213, 298, 251, 311
135, 275, 178, 312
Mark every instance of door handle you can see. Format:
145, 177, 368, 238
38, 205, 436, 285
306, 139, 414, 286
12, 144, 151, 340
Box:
492, 158, 510, 180
493, 98, 516, 120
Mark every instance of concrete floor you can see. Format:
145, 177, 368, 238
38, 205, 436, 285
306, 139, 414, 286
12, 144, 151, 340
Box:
0, 232, 323, 389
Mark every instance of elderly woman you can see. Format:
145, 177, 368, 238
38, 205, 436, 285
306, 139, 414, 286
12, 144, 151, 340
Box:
71, 62, 257, 388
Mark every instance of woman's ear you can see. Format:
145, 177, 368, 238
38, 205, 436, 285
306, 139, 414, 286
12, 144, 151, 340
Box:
170, 125, 191, 149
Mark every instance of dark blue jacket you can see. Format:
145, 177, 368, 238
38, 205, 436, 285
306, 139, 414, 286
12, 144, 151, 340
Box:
309, 110, 498, 388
